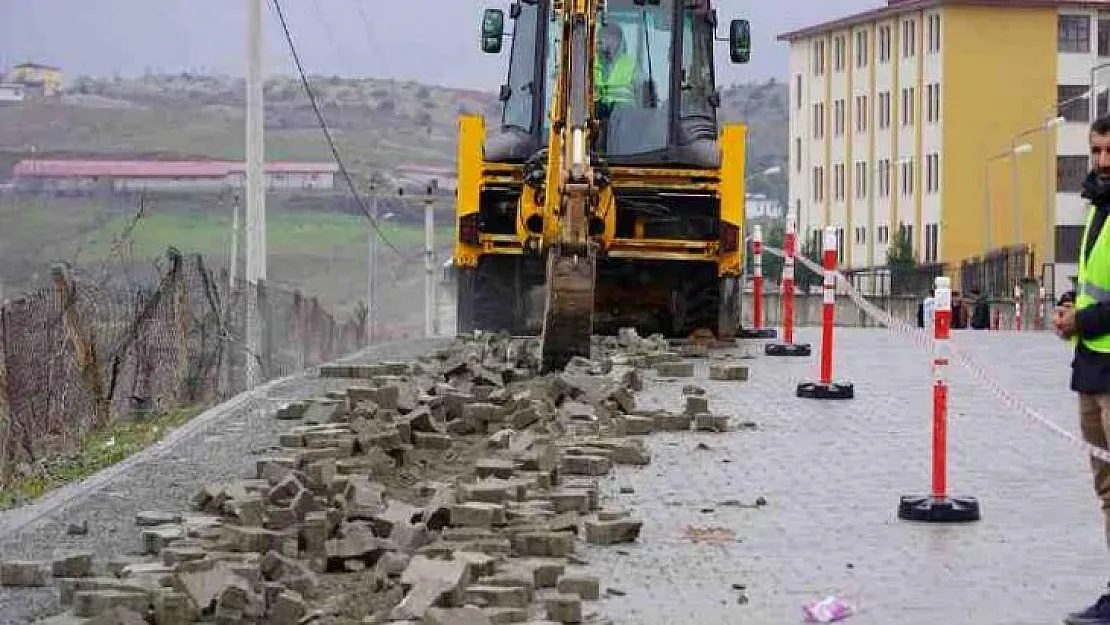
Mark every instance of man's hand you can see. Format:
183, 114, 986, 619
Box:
1054, 303, 1077, 339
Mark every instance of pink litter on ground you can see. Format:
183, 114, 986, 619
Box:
802, 596, 855, 622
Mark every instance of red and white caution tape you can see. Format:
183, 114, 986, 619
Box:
761, 244, 1110, 465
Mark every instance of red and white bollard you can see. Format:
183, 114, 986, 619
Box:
898, 276, 981, 523
1035, 285, 1046, 330
765, 219, 810, 356
796, 226, 853, 399
740, 225, 777, 339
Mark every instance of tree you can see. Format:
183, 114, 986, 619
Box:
886, 222, 918, 295
796, 232, 824, 293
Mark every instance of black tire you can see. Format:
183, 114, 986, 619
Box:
455, 267, 476, 334
473, 256, 525, 334
672, 263, 721, 336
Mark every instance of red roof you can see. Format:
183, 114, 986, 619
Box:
11, 160, 338, 178
777, 0, 1110, 42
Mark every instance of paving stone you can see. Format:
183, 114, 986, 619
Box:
51, 553, 93, 578
557, 574, 600, 600
451, 502, 506, 528
708, 363, 749, 381
583, 519, 642, 546
692, 413, 729, 432
1, 560, 50, 587
72, 589, 150, 618
654, 362, 694, 377
544, 594, 583, 623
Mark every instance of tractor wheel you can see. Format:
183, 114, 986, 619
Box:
455, 266, 476, 335
472, 256, 526, 334
672, 263, 721, 337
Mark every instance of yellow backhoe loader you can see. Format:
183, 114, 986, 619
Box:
453, 0, 751, 371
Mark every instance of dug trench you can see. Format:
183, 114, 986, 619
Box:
0, 330, 753, 624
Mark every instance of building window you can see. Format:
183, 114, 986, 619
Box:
878, 24, 892, 63
795, 137, 802, 172
836, 227, 845, 263
1100, 18, 1110, 56
814, 165, 825, 202
814, 39, 826, 74
1059, 84, 1091, 122
1058, 155, 1089, 191
878, 158, 891, 197
926, 13, 941, 53
924, 153, 940, 193
813, 102, 825, 138
855, 226, 867, 245
1059, 15, 1091, 53
835, 98, 846, 135
924, 223, 939, 263
878, 91, 891, 129
901, 159, 915, 196
833, 163, 845, 201
795, 73, 802, 109
901, 87, 915, 126
1056, 225, 1084, 263
855, 94, 868, 133
925, 82, 940, 122
877, 224, 889, 244
855, 160, 868, 199
834, 35, 846, 72
856, 30, 868, 67
902, 19, 916, 58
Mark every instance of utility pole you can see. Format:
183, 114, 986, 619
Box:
229, 192, 241, 290
424, 182, 437, 337
366, 182, 377, 344
245, 0, 267, 388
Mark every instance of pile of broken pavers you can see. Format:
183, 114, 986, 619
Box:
6, 329, 751, 624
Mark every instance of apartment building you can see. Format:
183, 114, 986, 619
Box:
779, 0, 1110, 295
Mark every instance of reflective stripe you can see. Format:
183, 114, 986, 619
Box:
1082, 282, 1110, 303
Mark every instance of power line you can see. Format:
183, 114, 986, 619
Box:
268, 0, 413, 259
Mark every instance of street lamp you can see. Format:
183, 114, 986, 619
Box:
1091, 62, 1110, 122
983, 142, 1033, 254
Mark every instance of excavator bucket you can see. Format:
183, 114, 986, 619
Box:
539, 247, 597, 372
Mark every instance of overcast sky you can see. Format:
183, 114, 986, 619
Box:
1, 0, 876, 89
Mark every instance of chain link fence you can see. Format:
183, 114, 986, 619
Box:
0, 246, 367, 479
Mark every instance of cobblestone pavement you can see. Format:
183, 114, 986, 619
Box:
584, 327, 1102, 625
0, 338, 451, 624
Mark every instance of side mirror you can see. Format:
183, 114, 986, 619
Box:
729, 19, 751, 64
481, 8, 505, 54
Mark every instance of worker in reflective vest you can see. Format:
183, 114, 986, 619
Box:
595, 22, 635, 108
594, 21, 636, 154
1056, 115, 1110, 625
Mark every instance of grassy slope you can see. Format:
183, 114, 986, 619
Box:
0, 195, 455, 320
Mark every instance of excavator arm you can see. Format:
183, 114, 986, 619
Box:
537, 0, 602, 371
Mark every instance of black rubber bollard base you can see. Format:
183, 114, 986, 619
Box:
765, 342, 811, 357
739, 327, 778, 339
796, 381, 854, 399
897, 494, 981, 523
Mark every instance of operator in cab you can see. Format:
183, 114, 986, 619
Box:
594, 21, 636, 152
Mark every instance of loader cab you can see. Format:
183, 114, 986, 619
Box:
479, 0, 750, 168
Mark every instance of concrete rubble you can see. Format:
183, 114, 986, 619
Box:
10, 328, 750, 624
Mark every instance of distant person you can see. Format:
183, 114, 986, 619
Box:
951, 290, 967, 329
969, 288, 990, 330
916, 288, 935, 330
1055, 115, 1110, 625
